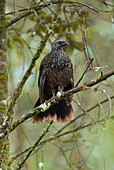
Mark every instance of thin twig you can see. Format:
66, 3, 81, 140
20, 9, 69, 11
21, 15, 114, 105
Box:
16, 121, 53, 170
5, 1, 99, 15
33, 115, 114, 149
16, 114, 114, 168
9, 95, 114, 164
54, 95, 114, 135
75, 58, 94, 87
6, 1, 100, 28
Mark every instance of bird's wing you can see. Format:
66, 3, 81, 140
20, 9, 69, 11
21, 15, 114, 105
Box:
38, 65, 47, 103
71, 61, 74, 88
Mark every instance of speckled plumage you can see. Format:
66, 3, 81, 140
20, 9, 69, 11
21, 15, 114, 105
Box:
32, 39, 74, 123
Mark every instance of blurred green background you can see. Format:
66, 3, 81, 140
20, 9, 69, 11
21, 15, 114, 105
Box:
6, 0, 114, 169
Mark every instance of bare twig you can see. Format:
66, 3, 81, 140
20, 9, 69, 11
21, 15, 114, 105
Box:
16, 121, 53, 170
6, 1, 99, 15
32, 115, 114, 150
54, 95, 114, 135
51, 142, 73, 170
15, 114, 114, 168
73, 99, 104, 129
75, 58, 94, 87
6, 1, 100, 28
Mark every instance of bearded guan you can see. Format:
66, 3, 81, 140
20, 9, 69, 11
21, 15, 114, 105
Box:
32, 39, 74, 123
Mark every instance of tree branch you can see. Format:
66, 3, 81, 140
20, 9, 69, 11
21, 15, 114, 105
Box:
8, 95, 114, 165
16, 121, 53, 170
6, 1, 100, 28
54, 95, 114, 136
0, 70, 113, 140
75, 58, 94, 87
15, 114, 114, 168
38, 115, 114, 147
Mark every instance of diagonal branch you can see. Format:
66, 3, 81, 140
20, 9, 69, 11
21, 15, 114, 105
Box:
11, 70, 114, 128
16, 121, 53, 170
9, 95, 114, 165
0, 70, 113, 140
15, 114, 114, 169
37, 115, 114, 147
75, 58, 94, 87
55, 95, 114, 135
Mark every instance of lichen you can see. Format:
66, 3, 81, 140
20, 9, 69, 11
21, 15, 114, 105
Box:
0, 0, 11, 169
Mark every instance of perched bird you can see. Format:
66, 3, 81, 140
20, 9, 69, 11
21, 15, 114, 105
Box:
32, 39, 74, 123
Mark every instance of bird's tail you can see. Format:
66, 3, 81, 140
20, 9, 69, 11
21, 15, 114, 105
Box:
31, 98, 74, 123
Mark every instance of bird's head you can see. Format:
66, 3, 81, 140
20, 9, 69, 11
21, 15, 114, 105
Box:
52, 39, 69, 50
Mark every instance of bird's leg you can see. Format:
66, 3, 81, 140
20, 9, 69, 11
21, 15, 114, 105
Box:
59, 90, 64, 96
52, 90, 56, 102
47, 90, 55, 103
58, 86, 64, 96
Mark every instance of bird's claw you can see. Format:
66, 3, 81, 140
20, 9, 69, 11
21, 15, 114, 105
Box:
60, 90, 64, 96
52, 92, 56, 102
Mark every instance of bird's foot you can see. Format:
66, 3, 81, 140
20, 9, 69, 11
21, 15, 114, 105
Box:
57, 90, 64, 99
60, 90, 64, 96
52, 92, 56, 102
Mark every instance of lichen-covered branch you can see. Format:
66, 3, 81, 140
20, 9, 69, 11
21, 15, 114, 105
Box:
8, 95, 114, 166
16, 121, 53, 170
0, 70, 113, 140
0, 0, 11, 169
14, 113, 114, 169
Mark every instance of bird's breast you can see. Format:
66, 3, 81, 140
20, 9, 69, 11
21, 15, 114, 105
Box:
46, 59, 72, 88
50, 57, 69, 72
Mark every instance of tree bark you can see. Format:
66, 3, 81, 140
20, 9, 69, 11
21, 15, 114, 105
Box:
0, 0, 11, 169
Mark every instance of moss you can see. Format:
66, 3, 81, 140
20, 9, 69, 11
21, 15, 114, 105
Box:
0, 137, 11, 170
0, 69, 8, 99
0, 0, 11, 169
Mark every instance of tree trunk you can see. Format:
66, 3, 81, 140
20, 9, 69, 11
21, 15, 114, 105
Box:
0, 1, 11, 169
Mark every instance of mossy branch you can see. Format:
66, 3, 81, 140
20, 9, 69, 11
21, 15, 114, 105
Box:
16, 120, 102, 169
0, 70, 113, 140
16, 121, 53, 170
11, 113, 114, 169
0, 0, 11, 169
8, 95, 114, 166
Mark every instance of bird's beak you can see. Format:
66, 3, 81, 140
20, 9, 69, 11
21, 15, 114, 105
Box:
62, 41, 69, 47
65, 42, 69, 46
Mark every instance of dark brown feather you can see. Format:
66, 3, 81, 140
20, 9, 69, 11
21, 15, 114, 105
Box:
31, 39, 74, 123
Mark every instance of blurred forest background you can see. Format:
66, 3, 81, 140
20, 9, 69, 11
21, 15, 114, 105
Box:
1, 0, 114, 169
